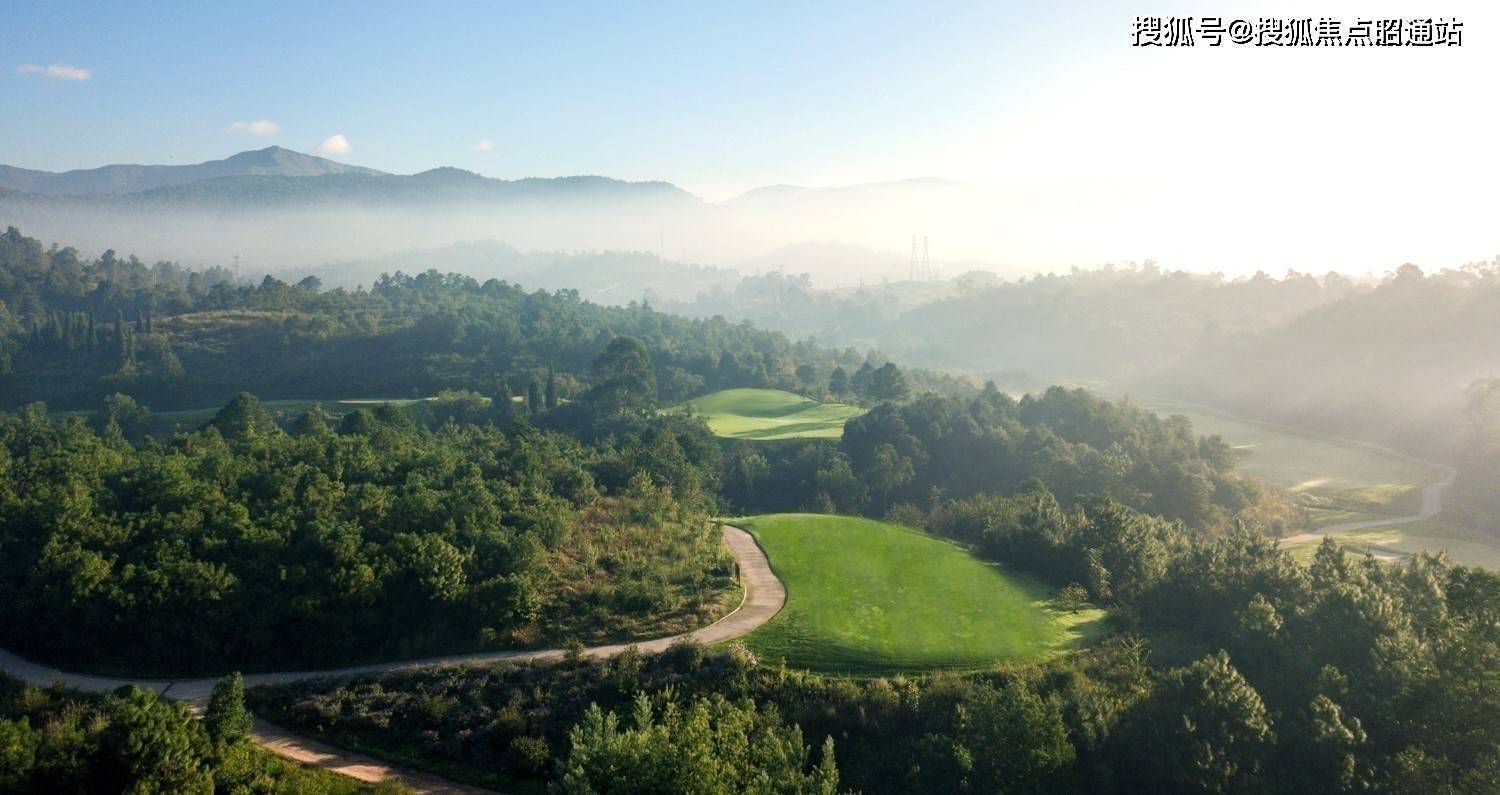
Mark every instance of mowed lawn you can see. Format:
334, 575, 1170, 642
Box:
739, 514, 1105, 674
684, 388, 865, 440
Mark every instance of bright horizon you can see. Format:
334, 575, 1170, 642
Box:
6, 0, 1500, 275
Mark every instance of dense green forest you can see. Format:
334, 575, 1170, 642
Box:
0, 672, 396, 794
0, 379, 1283, 677
256, 483, 1500, 793
0, 226, 964, 412
675, 258, 1500, 538
721, 384, 1294, 532
0, 384, 739, 675
0, 228, 1308, 680
7, 225, 1500, 792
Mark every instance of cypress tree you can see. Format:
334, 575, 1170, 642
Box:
492, 380, 515, 423
205, 672, 252, 746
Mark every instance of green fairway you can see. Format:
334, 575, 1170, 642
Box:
738, 514, 1105, 674
1284, 520, 1500, 570
683, 388, 865, 440
1136, 397, 1445, 516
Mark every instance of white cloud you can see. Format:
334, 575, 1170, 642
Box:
310, 134, 351, 157
225, 119, 279, 137
17, 63, 91, 81
472, 138, 494, 152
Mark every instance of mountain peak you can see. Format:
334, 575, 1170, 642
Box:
0, 147, 385, 196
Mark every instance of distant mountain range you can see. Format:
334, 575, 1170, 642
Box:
0, 149, 695, 208
0, 147, 959, 207
0, 147, 385, 196
0, 148, 997, 283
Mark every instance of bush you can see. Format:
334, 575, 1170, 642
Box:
507, 735, 551, 776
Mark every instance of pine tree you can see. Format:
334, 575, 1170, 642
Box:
205, 672, 252, 747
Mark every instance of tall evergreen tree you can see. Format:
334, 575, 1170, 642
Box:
828, 366, 849, 396
204, 672, 252, 747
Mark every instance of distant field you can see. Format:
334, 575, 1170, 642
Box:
1283, 520, 1500, 570
683, 388, 865, 440
1135, 398, 1500, 570
738, 514, 1105, 674
1136, 397, 1444, 516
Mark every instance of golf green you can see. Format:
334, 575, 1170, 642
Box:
682, 388, 865, 440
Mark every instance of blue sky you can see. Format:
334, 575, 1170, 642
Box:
6, 0, 1499, 272
4, 1, 1104, 199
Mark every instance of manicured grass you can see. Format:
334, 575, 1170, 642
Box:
1284, 520, 1500, 570
738, 514, 1106, 674
1137, 398, 1444, 516
682, 388, 865, 440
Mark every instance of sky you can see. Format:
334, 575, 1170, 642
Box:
5, 0, 1500, 274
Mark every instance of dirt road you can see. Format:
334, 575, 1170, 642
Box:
0, 524, 784, 794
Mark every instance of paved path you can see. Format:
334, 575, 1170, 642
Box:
0, 524, 784, 794
1266, 434, 1457, 548
1134, 394, 1458, 549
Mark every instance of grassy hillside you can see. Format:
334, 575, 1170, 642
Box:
684, 388, 864, 440
738, 514, 1105, 674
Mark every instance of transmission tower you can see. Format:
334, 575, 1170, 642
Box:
922, 236, 930, 281
909, 236, 918, 281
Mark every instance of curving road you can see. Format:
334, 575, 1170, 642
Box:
1275, 443, 1457, 547
0, 524, 785, 794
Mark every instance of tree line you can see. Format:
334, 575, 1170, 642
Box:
0, 226, 963, 412
719, 384, 1296, 533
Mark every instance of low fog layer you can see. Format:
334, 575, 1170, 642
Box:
0, 169, 1009, 287
7, 144, 1497, 287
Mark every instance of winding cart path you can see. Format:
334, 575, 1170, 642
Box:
0, 524, 785, 794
